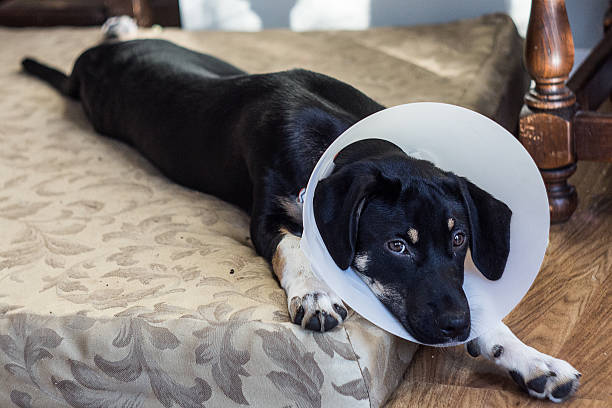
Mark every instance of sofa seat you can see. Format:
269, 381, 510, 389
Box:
0, 13, 527, 407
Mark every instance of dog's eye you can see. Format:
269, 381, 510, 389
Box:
387, 240, 408, 254
453, 232, 466, 247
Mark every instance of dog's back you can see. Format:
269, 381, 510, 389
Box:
22, 36, 383, 213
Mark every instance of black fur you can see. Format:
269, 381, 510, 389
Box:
314, 139, 512, 343
22, 38, 511, 344
459, 177, 511, 280
23, 40, 382, 261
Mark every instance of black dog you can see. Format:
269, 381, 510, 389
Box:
22, 36, 511, 342
21, 21, 580, 401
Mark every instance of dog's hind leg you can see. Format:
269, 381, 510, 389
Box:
272, 230, 348, 332
466, 321, 580, 402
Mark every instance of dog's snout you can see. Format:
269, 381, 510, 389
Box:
438, 311, 470, 340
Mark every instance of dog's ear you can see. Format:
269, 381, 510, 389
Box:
458, 178, 512, 281
314, 165, 380, 270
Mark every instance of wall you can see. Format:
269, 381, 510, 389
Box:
179, 0, 609, 48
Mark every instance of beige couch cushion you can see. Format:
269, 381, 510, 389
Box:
0, 13, 527, 408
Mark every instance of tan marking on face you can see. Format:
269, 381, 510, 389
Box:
407, 228, 419, 244
448, 218, 455, 231
354, 269, 406, 312
370, 279, 387, 297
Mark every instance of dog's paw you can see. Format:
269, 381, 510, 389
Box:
287, 282, 347, 332
273, 232, 348, 332
506, 353, 581, 403
102, 16, 138, 40
467, 324, 581, 403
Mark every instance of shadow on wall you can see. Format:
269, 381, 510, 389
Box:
178, 0, 608, 49
250, 0, 297, 28
179, 0, 263, 31
370, 0, 509, 27
180, 0, 512, 32
370, 0, 610, 49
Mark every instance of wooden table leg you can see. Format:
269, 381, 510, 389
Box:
519, 0, 578, 223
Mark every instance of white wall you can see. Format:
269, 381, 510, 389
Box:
179, 0, 609, 49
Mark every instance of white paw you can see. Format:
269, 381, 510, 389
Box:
273, 232, 348, 332
286, 278, 347, 332
506, 351, 581, 403
102, 16, 138, 39
468, 338, 581, 402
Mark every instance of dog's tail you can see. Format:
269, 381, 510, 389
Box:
21, 58, 79, 99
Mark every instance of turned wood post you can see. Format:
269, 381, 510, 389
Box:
519, 0, 578, 223
104, 0, 153, 26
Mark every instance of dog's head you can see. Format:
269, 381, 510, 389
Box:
314, 139, 511, 344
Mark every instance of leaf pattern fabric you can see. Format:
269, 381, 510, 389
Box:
0, 13, 525, 406
0, 26, 423, 408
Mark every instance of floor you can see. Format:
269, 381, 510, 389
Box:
386, 151, 611, 405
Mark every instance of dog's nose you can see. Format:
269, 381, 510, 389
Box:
438, 311, 470, 339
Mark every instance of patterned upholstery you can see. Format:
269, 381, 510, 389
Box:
0, 14, 527, 407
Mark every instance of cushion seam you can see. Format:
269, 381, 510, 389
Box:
342, 324, 372, 408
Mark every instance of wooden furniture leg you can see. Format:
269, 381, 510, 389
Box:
105, 0, 153, 26
520, 0, 612, 223
519, 0, 578, 223
0, 0, 179, 27
570, 1, 612, 163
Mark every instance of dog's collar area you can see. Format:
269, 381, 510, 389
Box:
296, 187, 306, 204
300, 102, 550, 346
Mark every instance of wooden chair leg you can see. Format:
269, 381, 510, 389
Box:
104, 0, 153, 26
568, 28, 612, 111
519, 0, 578, 223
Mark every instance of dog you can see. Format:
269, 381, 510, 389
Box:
21, 17, 580, 402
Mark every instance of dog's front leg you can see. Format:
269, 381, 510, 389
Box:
272, 231, 348, 332
466, 321, 580, 402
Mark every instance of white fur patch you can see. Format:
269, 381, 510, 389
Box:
274, 233, 308, 287
272, 233, 346, 331
353, 252, 369, 272
470, 321, 580, 402
102, 16, 138, 41
369, 279, 387, 297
